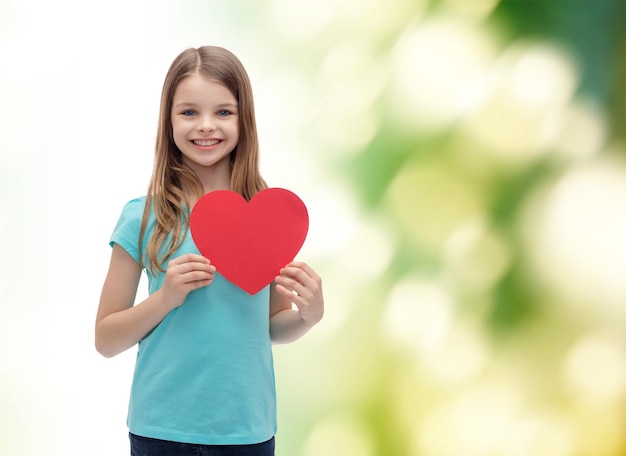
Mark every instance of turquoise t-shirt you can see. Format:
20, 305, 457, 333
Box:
109, 197, 276, 445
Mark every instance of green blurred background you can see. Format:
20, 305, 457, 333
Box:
1, 0, 625, 455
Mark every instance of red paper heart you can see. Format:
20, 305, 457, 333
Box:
189, 188, 309, 294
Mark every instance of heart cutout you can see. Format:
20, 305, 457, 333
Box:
189, 188, 309, 294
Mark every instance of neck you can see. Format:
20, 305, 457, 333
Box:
183, 158, 232, 197
201, 174, 231, 194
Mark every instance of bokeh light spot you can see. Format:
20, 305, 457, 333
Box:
391, 17, 496, 131
553, 97, 607, 160
523, 159, 626, 322
421, 322, 489, 388
384, 275, 453, 354
443, 216, 512, 292
461, 41, 579, 164
563, 334, 626, 404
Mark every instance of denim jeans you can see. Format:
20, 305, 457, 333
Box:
129, 433, 275, 456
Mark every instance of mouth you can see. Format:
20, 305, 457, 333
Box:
192, 139, 221, 147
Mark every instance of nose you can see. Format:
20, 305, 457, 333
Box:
197, 115, 216, 133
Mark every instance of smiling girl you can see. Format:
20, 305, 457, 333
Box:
95, 46, 324, 456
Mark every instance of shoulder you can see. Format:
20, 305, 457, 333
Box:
112, 196, 150, 231
115, 196, 148, 222
110, 196, 149, 262
121, 196, 147, 213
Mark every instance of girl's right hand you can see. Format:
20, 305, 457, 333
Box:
160, 253, 216, 309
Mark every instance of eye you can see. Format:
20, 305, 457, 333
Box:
182, 110, 197, 116
217, 109, 232, 117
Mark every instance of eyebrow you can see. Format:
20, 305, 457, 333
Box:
174, 101, 238, 108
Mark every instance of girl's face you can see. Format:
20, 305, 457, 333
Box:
171, 73, 239, 185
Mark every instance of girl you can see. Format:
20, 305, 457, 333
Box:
95, 46, 324, 456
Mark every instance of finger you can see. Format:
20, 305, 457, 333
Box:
186, 261, 216, 273
277, 275, 318, 304
277, 268, 313, 290
181, 268, 215, 284
275, 275, 303, 296
170, 253, 212, 266
274, 282, 303, 304
277, 265, 305, 283
185, 277, 214, 292
171, 260, 215, 274
281, 261, 306, 275
283, 262, 319, 278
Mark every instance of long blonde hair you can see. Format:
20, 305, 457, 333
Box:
139, 46, 267, 273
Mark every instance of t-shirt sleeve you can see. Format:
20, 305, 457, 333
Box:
109, 197, 146, 264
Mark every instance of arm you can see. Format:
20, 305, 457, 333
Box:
95, 244, 215, 358
269, 262, 324, 344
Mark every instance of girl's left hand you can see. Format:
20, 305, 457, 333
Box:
274, 261, 324, 326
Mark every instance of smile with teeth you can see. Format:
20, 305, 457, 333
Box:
193, 139, 221, 146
